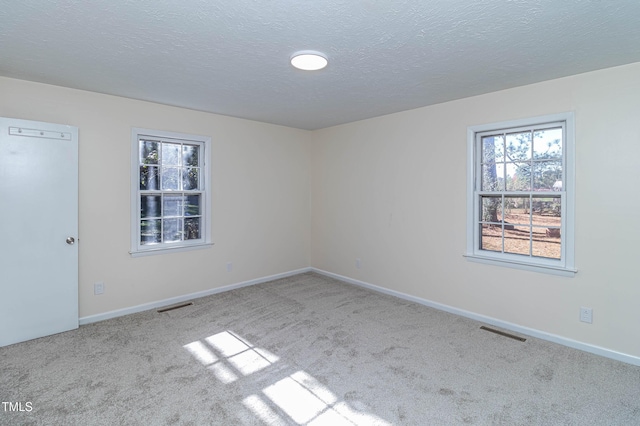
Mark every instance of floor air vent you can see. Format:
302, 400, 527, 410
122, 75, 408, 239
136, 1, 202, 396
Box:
157, 302, 193, 313
480, 326, 526, 342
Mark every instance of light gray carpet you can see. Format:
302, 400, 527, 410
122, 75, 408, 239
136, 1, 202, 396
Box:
1, 272, 639, 425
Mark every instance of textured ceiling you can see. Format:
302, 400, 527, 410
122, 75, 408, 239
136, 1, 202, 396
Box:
1, 1, 640, 130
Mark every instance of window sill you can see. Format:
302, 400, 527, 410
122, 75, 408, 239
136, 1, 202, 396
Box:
463, 253, 577, 277
130, 242, 214, 258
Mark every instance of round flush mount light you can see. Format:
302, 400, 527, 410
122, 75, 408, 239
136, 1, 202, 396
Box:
290, 50, 328, 71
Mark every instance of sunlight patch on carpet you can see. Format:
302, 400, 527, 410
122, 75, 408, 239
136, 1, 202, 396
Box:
184, 330, 279, 384
185, 330, 391, 425
263, 371, 335, 423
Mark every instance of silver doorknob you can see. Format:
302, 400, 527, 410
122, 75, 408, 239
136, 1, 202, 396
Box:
66, 237, 75, 245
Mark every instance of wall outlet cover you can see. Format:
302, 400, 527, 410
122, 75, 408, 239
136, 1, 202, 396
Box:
580, 307, 593, 324
94, 282, 105, 295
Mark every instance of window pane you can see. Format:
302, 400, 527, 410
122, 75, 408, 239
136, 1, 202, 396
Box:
533, 160, 562, 191
184, 217, 201, 240
185, 195, 201, 216
504, 195, 531, 256
141, 195, 161, 218
481, 196, 502, 223
533, 128, 562, 160
141, 219, 161, 245
183, 167, 200, 190
532, 231, 561, 259
504, 231, 530, 256
183, 144, 199, 167
162, 143, 181, 166
163, 194, 184, 217
531, 197, 561, 227
139, 140, 159, 165
504, 197, 530, 226
505, 131, 531, 161
505, 163, 531, 191
482, 135, 504, 163
531, 195, 562, 259
163, 218, 183, 242
480, 224, 502, 253
482, 163, 503, 191
161, 167, 180, 190
140, 166, 159, 190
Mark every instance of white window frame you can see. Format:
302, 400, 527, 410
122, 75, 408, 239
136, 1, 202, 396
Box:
465, 112, 576, 276
130, 128, 212, 257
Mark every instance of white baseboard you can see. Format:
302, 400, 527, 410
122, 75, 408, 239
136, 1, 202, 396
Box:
311, 268, 640, 367
79, 267, 312, 325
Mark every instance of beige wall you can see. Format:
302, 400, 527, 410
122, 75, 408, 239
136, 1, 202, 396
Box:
0, 76, 312, 318
2, 61, 639, 360
310, 62, 640, 359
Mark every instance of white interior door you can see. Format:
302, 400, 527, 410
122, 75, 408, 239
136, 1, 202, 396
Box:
0, 117, 79, 347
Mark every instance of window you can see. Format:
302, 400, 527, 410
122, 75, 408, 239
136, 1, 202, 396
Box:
130, 128, 212, 256
466, 113, 576, 276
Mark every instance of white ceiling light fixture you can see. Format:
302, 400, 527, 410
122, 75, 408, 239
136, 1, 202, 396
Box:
290, 50, 328, 71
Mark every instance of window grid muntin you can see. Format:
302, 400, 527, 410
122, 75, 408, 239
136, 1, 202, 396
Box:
138, 136, 204, 247
476, 121, 565, 262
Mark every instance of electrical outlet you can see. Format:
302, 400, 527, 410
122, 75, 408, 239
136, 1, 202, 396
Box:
580, 307, 593, 324
94, 281, 105, 295
226, 262, 233, 272
356, 258, 362, 269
